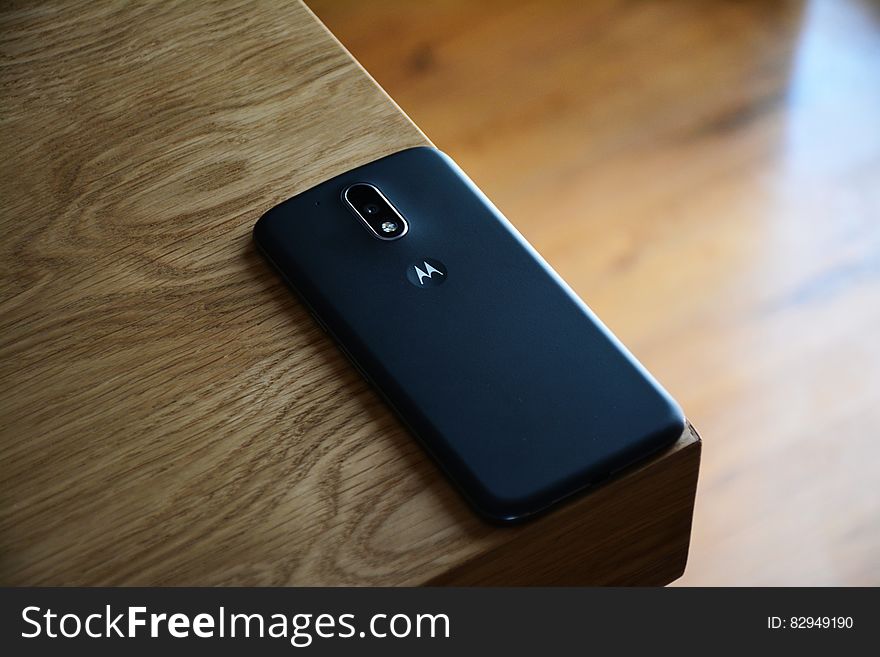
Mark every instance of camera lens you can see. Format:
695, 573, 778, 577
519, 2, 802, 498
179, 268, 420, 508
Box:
343, 183, 409, 241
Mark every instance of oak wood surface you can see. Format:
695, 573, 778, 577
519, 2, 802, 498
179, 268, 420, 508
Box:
309, 0, 880, 585
0, 0, 698, 585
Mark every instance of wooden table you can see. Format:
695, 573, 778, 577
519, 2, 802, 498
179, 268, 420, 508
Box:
0, 0, 700, 585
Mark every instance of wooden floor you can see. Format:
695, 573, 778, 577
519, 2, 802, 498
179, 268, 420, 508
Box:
309, 0, 880, 585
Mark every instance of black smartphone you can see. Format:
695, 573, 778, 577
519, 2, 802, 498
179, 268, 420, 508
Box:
254, 146, 684, 523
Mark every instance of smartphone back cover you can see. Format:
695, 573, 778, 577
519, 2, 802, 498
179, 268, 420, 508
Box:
254, 147, 684, 521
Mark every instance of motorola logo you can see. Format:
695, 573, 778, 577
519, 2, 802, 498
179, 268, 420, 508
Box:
407, 258, 447, 288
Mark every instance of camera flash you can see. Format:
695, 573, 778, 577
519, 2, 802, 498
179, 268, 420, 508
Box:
381, 221, 398, 233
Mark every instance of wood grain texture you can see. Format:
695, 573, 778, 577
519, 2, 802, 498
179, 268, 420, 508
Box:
309, 0, 880, 585
0, 0, 699, 585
